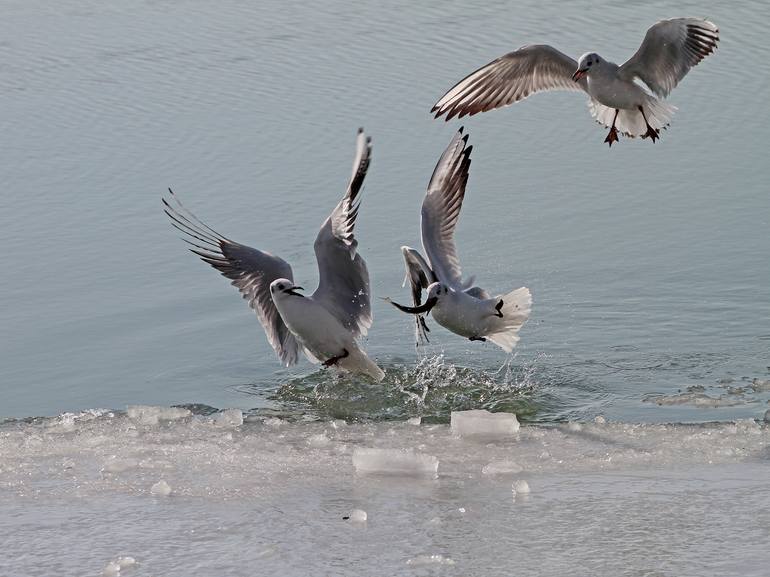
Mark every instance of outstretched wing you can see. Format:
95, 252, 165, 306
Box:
619, 18, 719, 98
432, 45, 586, 121
420, 127, 473, 290
163, 189, 301, 366
312, 128, 373, 338
400, 246, 436, 345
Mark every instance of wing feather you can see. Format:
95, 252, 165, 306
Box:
312, 128, 374, 337
432, 45, 586, 120
163, 189, 301, 366
420, 128, 473, 290
619, 18, 719, 98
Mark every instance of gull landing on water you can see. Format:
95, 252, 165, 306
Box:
163, 129, 385, 382
432, 18, 719, 146
385, 128, 531, 352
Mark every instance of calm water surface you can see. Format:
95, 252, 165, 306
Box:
1, 0, 768, 421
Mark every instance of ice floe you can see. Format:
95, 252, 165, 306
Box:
352, 448, 439, 478
150, 480, 172, 496
450, 409, 519, 439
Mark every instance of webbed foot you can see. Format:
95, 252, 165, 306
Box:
323, 348, 349, 367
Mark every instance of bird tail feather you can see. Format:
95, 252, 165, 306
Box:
486, 287, 532, 353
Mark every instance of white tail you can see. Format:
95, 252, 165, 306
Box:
487, 287, 532, 353
588, 97, 676, 137
339, 346, 385, 382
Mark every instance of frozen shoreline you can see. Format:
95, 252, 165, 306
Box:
1, 408, 768, 576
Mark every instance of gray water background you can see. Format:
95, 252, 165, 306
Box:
1, 0, 768, 421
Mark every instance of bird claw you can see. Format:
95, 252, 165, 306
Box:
323, 348, 349, 367
604, 127, 619, 147
494, 299, 504, 318
642, 125, 660, 142
469, 336, 487, 342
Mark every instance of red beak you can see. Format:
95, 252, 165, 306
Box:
572, 69, 587, 82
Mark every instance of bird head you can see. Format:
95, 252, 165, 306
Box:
270, 278, 304, 299
573, 52, 601, 81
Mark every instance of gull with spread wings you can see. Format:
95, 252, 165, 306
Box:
385, 128, 531, 352
163, 129, 384, 381
432, 18, 719, 146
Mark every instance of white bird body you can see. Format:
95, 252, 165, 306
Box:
432, 18, 719, 146
272, 285, 384, 381
388, 129, 531, 353
430, 288, 502, 339
164, 128, 384, 381
585, 61, 647, 110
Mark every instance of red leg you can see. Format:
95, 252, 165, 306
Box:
604, 109, 620, 147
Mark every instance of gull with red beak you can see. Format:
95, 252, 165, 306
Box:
385, 128, 531, 352
432, 18, 719, 146
163, 129, 384, 381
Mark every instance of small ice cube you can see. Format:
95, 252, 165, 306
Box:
594, 415, 606, 425
513, 479, 531, 494
348, 509, 367, 522
406, 554, 455, 566
150, 480, 172, 496
482, 460, 523, 476
566, 422, 582, 432
214, 409, 243, 427
352, 448, 439, 478
116, 557, 136, 569
102, 456, 139, 473
407, 417, 422, 426
752, 378, 770, 392
307, 433, 330, 447
102, 557, 136, 576
450, 409, 519, 439
263, 417, 284, 427
127, 405, 190, 425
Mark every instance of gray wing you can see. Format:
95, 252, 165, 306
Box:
163, 189, 301, 366
618, 18, 719, 98
420, 127, 473, 290
400, 246, 437, 345
311, 128, 373, 337
432, 45, 587, 121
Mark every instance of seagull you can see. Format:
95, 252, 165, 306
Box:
163, 128, 385, 381
432, 18, 719, 146
385, 128, 531, 352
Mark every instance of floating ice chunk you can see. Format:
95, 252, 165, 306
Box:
482, 460, 523, 476
127, 405, 190, 425
647, 392, 747, 408
348, 509, 367, 522
102, 456, 139, 473
307, 433, 330, 447
752, 378, 770, 392
263, 417, 284, 428
213, 409, 243, 427
150, 480, 172, 496
594, 415, 606, 425
407, 417, 422, 426
450, 409, 519, 439
329, 419, 347, 430
102, 556, 136, 576
352, 448, 439, 478
566, 422, 582, 432
406, 554, 455, 566
513, 479, 531, 494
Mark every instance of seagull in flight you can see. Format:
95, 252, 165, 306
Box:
385, 128, 531, 351
432, 18, 719, 146
163, 128, 384, 381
